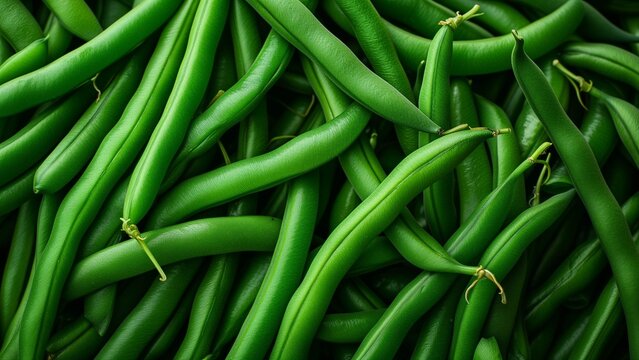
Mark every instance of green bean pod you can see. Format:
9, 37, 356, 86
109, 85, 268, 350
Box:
0, 198, 38, 334
147, 103, 368, 228
43, 13, 72, 61
561, 42, 639, 91
514, 58, 570, 159
449, 189, 575, 360
388, 0, 583, 75
418, 14, 456, 241
474, 337, 503, 360
123, 0, 229, 225
0, 165, 37, 217
569, 275, 627, 360
369, 0, 491, 40
512, 0, 639, 43
209, 254, 272, 357
95, 260, 202, 359
590, 86, 639, 167
0, 36, 47, 85
0, 84, 96, 188
512, 31, 639, 359
526, 193, 639, 333
0, 0, 182, 116
439, 0, 530, 35
65, 216, 281, 299
451, 79, 492, 222
166, 30, 295, 184
0, 0, 43, 51
34, 50, 146, 193
175, 255, 237, 359
143, 280, 198, 360
271, 128, 499, 359
410, 281, 465, 359
42, 0, 103, 41
227, 171, 319, 359
334, 279, 386, 312
352, 143, 553, 359
246, 0, 442, 133
18, 1, 199, 356
316, 309, 386, 343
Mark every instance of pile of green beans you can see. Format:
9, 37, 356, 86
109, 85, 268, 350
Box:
0, 0, 638, 359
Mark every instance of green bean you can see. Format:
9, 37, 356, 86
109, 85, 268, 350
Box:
482, 255, 529, 355
165, 30, 296, 186
369, 0, 491, 40
96, 0, 131, 28
348, 236, 404, 277
147, 102, 367, 228
246, 0, 442, 133
512, 30, 639, 359
0, 36, 47, 85
449, 189, 575, 360
547, 306, 591, 360
210, 254, 272, 357
352, 143, 552, 359
43, 0, 103, 41
474, 337, 503, 360
0, 84, 96, 188
0, 165, 37, 217
316, 309, 386, 343
526, 193, 639, 333
569, 276, 626, 360
508, 316, 531, 360
18, 1, 198, 356
271, 128, 500, 359
144, 281, 198, 360
514, 58, 569, 159
560, 42, 639, 92
227, 171, 319, 359
45, 318, 102, 360
334, 279, 386, 312
95, 260, 202, 359
328, 181, 360, 232
0, 0, 182, 116
123, 0, 229, 231
513, 0, 639, 43
176, 255, 237, 359
65, 216, 281, 299
451, 78, 492, 222
0, 0, 44, 51
439, 0, 530, 35
34, 50, 146, 193
0, 198, 38, 334
43, 12, 72, 61
388, 0, 583, 75
410, 280, 465, 359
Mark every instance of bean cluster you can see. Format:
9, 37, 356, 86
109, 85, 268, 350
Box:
0, 0, 638, 359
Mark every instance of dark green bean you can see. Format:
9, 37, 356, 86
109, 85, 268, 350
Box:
19, 2, 199, 356
449, 190, 574, 360
0, 0, 43, 51
43, 0, 103, 41
316, 309, 386, 343
388, 0, 583, 75
0, 36, 47, 85
369, 0, 491, 40
176, 255, 237, 359
512, 30, 639, 358
271, 128, 500, 359
0, 0, 182, 116
34, 51, 145, 193
246, 0, 442, 133
0, 198, 38, 334
95, 260, 202, 359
